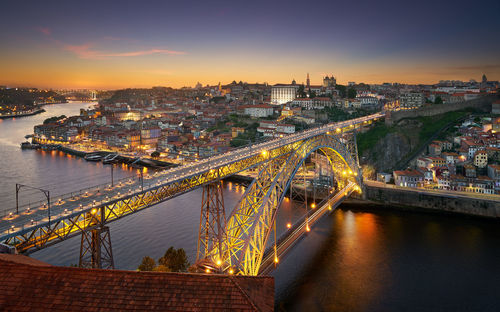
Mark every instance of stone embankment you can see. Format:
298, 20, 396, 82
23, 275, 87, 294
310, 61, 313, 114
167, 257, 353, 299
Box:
350, 181, 500, 219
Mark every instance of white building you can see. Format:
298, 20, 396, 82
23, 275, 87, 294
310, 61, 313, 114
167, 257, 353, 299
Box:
271, 84, 299, 105
243, 104, 274, 118
356, 96, 379, 109
257, 121, 295, 137
400, 92, 424, 108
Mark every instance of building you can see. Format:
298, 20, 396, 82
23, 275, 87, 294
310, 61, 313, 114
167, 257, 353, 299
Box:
487, 164, 500, 192
399, 92, 424, 108
231, 127, 245, 138
257, 121, 295, 137
393, 169, 424, 187
270, 83, 299, 105
492, 100, 500, 114
323, 75, 336, 87
355, 96, 379, 110
242, 104, 274, 118
473, 150, 488, 168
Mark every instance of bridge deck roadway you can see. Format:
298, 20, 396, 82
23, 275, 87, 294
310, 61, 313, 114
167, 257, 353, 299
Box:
259, 183, 356, 275
0, 113, 383, 246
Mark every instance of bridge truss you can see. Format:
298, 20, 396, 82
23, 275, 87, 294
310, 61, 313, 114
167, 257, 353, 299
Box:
1, 113, 383, 272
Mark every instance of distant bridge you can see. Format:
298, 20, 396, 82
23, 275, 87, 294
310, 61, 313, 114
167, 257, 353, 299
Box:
0, 112, 384, 275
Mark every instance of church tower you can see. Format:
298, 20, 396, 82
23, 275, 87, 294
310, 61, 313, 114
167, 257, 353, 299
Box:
306, 73, 310, 89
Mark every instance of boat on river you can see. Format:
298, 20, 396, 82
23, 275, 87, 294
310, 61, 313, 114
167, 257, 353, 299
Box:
84, 153, 103, 162
102, 154, 118, 164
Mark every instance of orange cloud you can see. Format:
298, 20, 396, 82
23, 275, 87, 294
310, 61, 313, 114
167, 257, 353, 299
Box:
62, 43, 185, 59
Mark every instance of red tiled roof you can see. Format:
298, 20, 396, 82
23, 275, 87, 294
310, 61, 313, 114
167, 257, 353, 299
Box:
0, 254, 274, 311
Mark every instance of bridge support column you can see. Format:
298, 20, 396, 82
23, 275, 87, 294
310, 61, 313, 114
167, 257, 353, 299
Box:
196, 180, 227, 272
79, 225, 114, 269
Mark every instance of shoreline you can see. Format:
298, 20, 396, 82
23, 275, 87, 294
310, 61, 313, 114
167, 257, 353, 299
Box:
341, 197, 500, 221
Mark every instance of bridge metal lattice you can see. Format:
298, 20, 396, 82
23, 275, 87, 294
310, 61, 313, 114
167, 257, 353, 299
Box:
208, 132, 361, 275
1, 113, 383, 260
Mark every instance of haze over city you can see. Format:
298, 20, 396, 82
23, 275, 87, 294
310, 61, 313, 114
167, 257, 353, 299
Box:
1, 0, 499, 89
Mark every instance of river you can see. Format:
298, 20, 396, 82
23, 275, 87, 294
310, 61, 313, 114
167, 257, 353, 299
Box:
1, 102, 499, 311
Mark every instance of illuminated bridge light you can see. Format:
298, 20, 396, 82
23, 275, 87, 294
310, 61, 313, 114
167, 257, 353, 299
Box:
228, 268, 234, 275
274, 257, 279, 263
286, 222, 291, 229
311, 203, 316, 209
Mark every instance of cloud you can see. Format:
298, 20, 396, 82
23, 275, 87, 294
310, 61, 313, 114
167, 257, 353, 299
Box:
62, 44, 185, 59
36, 27, 51, 36
35, 28, 185, 59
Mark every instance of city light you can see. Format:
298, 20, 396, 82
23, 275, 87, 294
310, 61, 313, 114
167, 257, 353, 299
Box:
286, 222, 291, 228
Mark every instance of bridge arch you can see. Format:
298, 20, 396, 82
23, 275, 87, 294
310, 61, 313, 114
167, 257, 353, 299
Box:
219, 133, 361, 275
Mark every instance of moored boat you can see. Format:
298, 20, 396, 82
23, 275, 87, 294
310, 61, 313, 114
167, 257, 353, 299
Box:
84, 154, 103, 162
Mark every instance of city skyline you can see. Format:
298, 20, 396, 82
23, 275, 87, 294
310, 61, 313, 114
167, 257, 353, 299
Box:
1, 0, 499, 89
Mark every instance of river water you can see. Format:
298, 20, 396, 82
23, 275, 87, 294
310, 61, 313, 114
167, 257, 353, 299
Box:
1, 102, 499, 311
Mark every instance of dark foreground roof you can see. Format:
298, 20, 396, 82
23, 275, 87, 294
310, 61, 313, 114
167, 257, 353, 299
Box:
0, 254, 274, 311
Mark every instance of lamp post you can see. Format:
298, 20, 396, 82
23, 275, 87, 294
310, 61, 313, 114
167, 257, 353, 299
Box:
15, 183, 51, 225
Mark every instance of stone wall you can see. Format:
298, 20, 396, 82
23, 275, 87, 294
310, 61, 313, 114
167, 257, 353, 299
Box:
385, 96, 496, 126
363, 184, 500, 218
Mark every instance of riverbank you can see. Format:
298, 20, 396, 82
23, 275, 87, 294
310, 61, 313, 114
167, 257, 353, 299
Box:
24, 143, 176, 169
0, 108, 45, 119
345, 190, 500, 220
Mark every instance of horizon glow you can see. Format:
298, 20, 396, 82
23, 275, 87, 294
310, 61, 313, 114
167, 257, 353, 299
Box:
0, 0, 499, 89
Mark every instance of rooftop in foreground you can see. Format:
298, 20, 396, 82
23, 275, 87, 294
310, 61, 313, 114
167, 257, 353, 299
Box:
0, 254, 274, 311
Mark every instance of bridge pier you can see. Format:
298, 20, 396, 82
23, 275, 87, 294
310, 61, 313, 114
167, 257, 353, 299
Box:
79, 225, 114, 269
196, 180, 228, 273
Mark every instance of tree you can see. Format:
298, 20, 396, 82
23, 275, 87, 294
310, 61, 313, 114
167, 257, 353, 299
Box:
297, 84, 306, 98
151, 151, 160, 158
434, 96, 443, 104
138, 256, 156, 271
347, 88, 356, 99
335, 84, 347, 98
158, 247, 189, 272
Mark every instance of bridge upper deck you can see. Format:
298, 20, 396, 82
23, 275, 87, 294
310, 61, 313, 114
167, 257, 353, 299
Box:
0, 112, 384, 246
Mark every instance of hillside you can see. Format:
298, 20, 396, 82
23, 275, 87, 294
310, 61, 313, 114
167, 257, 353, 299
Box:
357, 110, 473, 174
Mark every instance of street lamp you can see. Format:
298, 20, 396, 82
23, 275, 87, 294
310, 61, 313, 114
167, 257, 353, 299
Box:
15, 183, 51, 225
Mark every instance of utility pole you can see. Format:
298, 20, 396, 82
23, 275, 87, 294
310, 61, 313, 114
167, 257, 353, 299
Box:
111, 165, 114, 187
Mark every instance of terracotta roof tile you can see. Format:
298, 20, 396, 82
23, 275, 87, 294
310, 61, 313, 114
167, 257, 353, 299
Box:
0, 255, 274, 311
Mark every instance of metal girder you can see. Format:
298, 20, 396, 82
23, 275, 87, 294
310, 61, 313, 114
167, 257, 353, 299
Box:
2, 113, 377, 256
196, 180, 227, 270
5, 142, 295, 254
223, 133, 360, 275
79, 225, 114, 269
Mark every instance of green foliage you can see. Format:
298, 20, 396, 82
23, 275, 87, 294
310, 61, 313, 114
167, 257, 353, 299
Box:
43, 115, 66, 124
297, 85, 307, 98
324, 107, 371, 122
347, 88, 357, 99
417, 111, 468, 143
357, 121, 395, 156
335, 84, 347, 98
138, 256, 156, 271
434, 96, 443, 104
151, 151, 160, 158
158, 247, 189, 272
137, 247, 190, 272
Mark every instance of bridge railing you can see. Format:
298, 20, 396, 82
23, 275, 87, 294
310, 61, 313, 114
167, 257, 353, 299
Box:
1, 113, 383, 225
